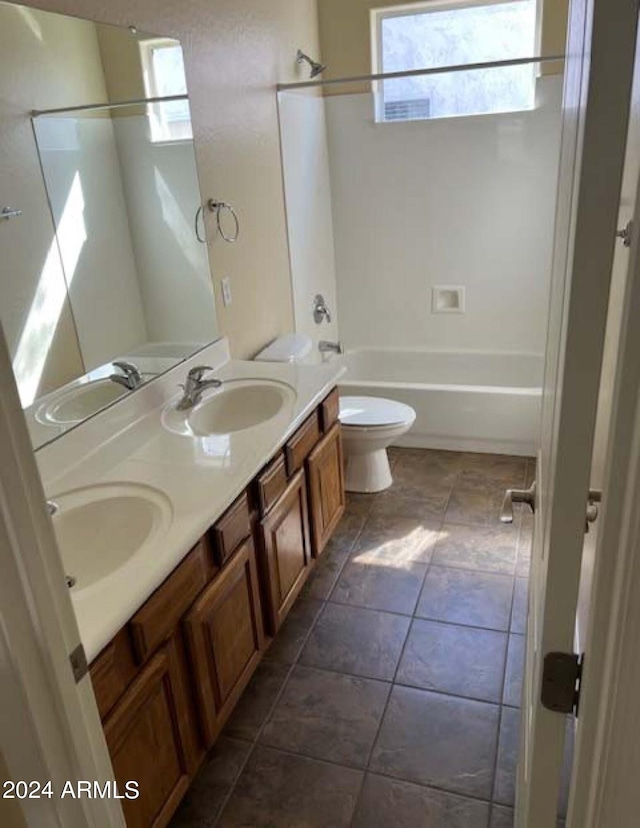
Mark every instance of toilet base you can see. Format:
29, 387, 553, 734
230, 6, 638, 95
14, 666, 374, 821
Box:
344, 448, 393, 493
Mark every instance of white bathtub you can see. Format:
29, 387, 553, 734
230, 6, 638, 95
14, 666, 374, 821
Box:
339, 349, 543, 456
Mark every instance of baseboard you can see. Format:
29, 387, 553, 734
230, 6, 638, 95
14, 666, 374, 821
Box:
393, 432, 537, 458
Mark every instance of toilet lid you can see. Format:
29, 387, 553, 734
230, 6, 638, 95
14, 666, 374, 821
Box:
339, 396, 416, 427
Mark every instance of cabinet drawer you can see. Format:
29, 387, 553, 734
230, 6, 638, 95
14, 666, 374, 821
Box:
211, 492, 251, 566
256, 453, 287, 516
285, 411, 321, 476
320, 388, 340, 433
90, 629, 138, 721
129, 539, 213, 663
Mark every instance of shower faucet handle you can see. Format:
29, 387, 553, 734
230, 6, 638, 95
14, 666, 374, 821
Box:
313, 294, 332, 324
501, 481, 536, 524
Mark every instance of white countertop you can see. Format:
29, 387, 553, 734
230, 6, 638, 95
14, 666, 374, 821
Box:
36, 339, 344, 662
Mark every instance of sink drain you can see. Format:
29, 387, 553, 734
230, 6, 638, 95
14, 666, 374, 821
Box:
66, 575, 76, 589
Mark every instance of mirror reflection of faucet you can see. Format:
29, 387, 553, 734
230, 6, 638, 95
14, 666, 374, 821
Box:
110, 361, 143, 390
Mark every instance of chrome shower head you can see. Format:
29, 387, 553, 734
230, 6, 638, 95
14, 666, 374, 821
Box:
296, 49, 326, 79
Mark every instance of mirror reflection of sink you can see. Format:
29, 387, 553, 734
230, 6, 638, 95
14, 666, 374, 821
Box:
37, 380, 128, 426
164, 379, 296, 437
50, 483, 172, 592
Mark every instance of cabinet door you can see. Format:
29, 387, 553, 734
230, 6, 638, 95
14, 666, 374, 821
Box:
258, 468, 312, 634
103, 638, 193, 828
307, 422, 346, 557
184, 537, 264, 746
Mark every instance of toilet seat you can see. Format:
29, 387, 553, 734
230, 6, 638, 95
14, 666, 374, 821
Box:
339, 396, 415, 429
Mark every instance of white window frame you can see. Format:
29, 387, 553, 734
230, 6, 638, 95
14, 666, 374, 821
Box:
370, 0, 543, 123
139, 38, 192, 144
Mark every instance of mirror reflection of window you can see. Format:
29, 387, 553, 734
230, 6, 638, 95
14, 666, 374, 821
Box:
140, 39, 193, 142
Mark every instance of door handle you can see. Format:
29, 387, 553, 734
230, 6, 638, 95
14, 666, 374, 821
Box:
501, 481, 536, 524
585, 488, 602, 531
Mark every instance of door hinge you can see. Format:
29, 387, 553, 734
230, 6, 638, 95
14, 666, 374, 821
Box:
541, 652, 584, 716
69, 643, 88, 684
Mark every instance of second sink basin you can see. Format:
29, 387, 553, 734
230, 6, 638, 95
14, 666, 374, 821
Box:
189, 381, 294, 436
164, 379, 296, 437
51, 483, 173, 592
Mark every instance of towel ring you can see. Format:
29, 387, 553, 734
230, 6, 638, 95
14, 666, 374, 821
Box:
195, 205, 206, 244
207, 199, 240, 243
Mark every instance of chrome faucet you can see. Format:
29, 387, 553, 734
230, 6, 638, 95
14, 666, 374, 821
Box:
319, 340, 343, 355
110, 361, 142, 390
177, 365, 223, 410
313, 294, 332, 324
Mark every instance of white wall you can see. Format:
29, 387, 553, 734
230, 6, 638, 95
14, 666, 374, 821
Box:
113, 115, 218, 346
327, 76, 563, 354
34, 115, 149, 370
279, 90, 339, 359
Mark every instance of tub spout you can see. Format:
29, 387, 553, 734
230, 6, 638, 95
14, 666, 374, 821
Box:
319, 340, 343, 355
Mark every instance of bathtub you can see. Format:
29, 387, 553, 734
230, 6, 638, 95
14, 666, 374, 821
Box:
339, 349, 543, 456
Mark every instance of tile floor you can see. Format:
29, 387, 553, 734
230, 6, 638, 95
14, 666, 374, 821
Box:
171, 449, 568, 828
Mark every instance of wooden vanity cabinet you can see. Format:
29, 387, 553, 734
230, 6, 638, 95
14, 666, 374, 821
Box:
103, 636, 194, 828
307, 422, 346, 557
89, 386, 345, 828
257, 468, 313, 634
183, 536, 264, 747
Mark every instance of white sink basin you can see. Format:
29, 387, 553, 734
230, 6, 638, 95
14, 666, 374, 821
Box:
164, 379, 296, 437
51, 483, 173, 592
37, 379, 128, 425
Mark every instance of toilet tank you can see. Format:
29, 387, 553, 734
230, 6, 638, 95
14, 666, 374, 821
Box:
254, 333, 313, 363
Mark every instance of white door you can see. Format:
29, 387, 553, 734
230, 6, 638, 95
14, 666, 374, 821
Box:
0, 324, 124, 827
515, 1, 640, 826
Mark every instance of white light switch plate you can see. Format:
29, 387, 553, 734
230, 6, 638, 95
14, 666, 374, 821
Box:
221, 277, 232, 307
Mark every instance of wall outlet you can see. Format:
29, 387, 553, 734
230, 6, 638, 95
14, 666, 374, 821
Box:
221, 277, 232, 307
431, 285, 465, 314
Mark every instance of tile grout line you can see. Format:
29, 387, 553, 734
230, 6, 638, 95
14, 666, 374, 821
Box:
346, 480, 433, 828
488, 559, 520, 822
227, 739, 496, 810
212, 589, 329, 826
320, 596, 518, 636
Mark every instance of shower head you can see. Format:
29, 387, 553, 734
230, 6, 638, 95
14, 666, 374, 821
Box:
296, 49, 326, 79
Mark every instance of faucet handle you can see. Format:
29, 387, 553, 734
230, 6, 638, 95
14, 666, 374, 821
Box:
187, 365, 213, 382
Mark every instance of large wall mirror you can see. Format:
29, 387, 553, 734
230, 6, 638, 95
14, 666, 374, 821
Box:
0, 2, 219, 450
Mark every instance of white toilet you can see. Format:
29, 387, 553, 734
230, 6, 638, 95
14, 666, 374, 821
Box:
339, 396, 416, 493
254, 336, 415, 493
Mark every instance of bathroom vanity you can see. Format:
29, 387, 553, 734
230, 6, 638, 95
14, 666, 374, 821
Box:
87, 384, 344, 828
32, 338, 345, 828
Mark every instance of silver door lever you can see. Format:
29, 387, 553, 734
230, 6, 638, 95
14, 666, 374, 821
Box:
501, 481, 536, 524
585, 488, 602, 531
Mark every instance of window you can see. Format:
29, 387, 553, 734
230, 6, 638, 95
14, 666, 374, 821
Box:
372, 0, 538, 122
140, 39, 192, 142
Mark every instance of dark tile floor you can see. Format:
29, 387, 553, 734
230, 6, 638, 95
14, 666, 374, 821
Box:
171, 449, 565, 828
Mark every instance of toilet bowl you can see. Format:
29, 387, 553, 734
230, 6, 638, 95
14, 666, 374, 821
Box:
339, 396, 416, 493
